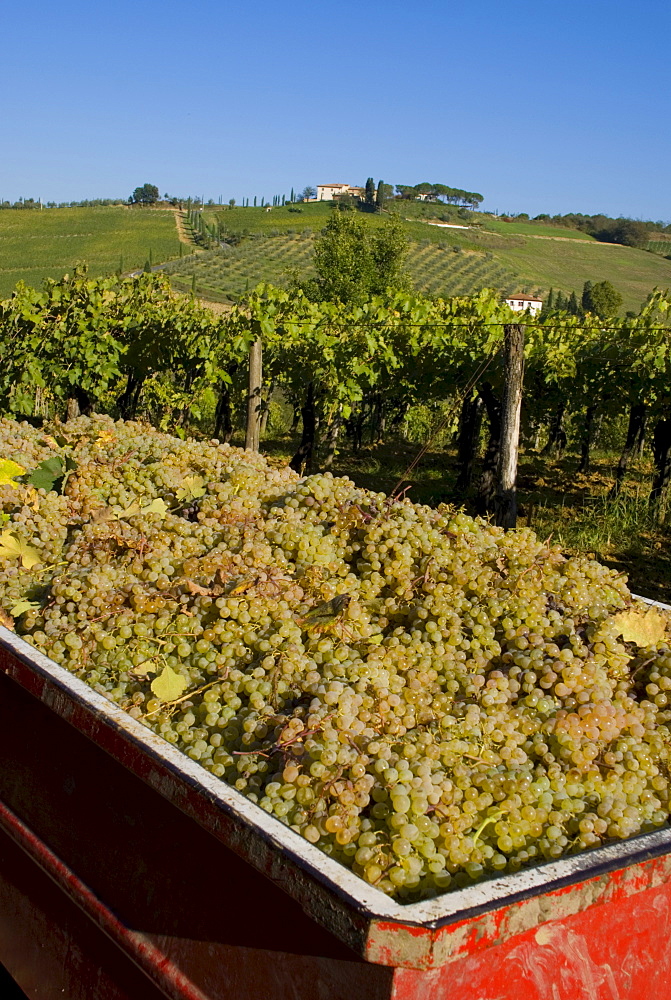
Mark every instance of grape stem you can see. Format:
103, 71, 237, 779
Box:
472, 810, 504, 847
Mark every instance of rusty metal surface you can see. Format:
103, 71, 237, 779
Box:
3, 623, 671, 980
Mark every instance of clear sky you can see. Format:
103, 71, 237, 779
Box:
3, 0, 669, 220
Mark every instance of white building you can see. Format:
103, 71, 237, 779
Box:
316, 183, 365, 201
505, 294, 543, 316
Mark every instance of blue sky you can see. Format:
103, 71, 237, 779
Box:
3, 0, 669, 219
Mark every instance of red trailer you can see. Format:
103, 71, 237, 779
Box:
2, 624, 671, 1000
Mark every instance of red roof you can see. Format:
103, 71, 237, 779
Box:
506, 294, 542, 302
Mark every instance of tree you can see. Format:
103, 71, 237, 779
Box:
376, 180, 393, 212
364, 177, 376, 210
611, 219, 649, 248
583, 280, 623, 319
130, 183, 159, 205
299, 186, 316, 202
305, 212, 409, 303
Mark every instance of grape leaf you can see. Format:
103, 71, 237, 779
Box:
176, 475, 206, 502
26, 456, 65, 492
10, 600, 41, 616
609, 606, 668, 647
113, 498, 169, 520
150, 665, 188, 702
142, 498, 169, 516
0, 459, 26, 488
131, 659, 159, 677
0, 531, 41, 568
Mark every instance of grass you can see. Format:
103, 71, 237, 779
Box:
0, 207, 184, 298
480, 218, 597, 240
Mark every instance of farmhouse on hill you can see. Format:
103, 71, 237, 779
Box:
505, 293, 543, 316
316, 183, 365, 201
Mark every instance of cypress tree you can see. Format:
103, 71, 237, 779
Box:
546, 287, 554, 310
290, 187, 295, 203
568, 290, 579, 314
365, 177, 376, 209
254, 196, 257, 207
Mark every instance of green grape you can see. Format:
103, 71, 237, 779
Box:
1, 414, 670, 902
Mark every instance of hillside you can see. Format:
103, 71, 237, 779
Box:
0, 207, 185, 298
1, 202, 670, 313
163, 203, 671, 311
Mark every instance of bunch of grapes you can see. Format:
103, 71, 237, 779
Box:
1, 414, 670, 901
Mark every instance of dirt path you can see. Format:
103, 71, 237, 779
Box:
418, 218, 618, 246
173, 210, 203, 250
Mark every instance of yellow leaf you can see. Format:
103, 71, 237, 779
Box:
0, 531, 41, 569
94, 431, 116, 446
176, 476, 206, 502
113, 498, 169, 520
10, 600, 40, 616
0, 459, 25, 488
609, 606, 668, 647
150, 665, 188, 702
142, 498, 169, 516
131, 659, 159, 677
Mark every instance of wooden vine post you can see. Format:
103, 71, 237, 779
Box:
245, 338, 263, 452
495, 323, 525, 529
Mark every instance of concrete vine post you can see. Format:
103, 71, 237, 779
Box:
495, 323, 525, 529
245, 338, 263, 452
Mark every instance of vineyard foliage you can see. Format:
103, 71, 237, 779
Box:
2, 270, 671, 508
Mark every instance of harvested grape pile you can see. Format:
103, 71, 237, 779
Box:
2, 416, 671, 901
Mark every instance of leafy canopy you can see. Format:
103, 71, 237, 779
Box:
305, 212, 409, 304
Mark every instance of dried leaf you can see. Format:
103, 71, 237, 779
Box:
0, 608, 14, 630
299, 594, 351, 628
0, 531, 41, 569
185, 580, 213, 596
150, 665, 188, 702
10, 600, 41, 616
609, 606, 668, 647
0, 459, 26, 488
230, 578, 255, 596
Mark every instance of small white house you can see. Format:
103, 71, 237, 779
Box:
505, 294, 543, 316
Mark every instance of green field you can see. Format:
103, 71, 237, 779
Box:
163, 234, 519, 302
0, 207, 185, 298
167, 202, 671, 310
2, 202, 670, 313
479, 218, 597, 240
